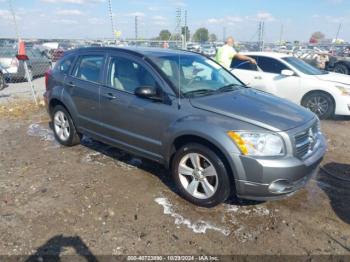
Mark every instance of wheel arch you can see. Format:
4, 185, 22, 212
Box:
301, 89, 336, 110
49, 98, 69, 117
168, 134, 238, 191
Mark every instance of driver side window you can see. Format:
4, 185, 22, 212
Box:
231, 58, 258, 71
256, 56, 289, 74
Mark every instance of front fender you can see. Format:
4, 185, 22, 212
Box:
162, 114, 244, 175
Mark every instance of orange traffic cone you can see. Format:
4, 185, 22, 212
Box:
17, 39, 28, 60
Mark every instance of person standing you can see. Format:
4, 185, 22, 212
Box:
215, 36, 256, 69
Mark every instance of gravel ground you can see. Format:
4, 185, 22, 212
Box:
0, 79, 350, 258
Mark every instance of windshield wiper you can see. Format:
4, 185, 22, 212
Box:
184, 89, 216, 97
216, 84, 242, 93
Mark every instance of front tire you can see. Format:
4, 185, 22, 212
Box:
52, 105, 81, 146
302, 92, 335, 120
171, 143, 231, 207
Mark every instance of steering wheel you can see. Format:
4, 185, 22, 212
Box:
187, 76, 202, 87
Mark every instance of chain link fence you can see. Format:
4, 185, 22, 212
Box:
1, 37, 350, 104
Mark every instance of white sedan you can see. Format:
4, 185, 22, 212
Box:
231, 52, 350, 119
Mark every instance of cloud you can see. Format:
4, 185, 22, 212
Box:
0, 9, 21, 21
88, 17, 106, 25
207, 18, 224, 24
152, 15, 166, 21
325, 16, 349, 24
207, 16, 243, 25
52, 19, 78, 24
56, 9, 84, 15
41, 0, 104, 4
126, 12, 145, 17
256, 12, 276, 22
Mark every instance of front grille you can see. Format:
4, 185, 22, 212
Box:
294, 122, 319, 159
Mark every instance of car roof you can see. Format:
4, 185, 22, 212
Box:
241, 51, 292, 59
65, 46, 198, 58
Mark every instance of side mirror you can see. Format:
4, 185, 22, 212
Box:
281, 69, 295, 77
135, 86, 163, 102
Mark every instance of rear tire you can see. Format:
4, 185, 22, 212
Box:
52, 105, 81, 146
171, 143, 231, 207
334, 63, 349, 75
302, 92, 334, 119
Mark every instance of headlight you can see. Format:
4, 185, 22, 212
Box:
227, 131, 284, 156
335, 86, 350, 96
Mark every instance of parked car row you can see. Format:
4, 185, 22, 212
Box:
0, 47, 51, 81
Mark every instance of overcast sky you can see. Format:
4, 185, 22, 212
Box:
0, 0, 349, 42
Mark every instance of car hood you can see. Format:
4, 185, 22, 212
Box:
315, 72, 350, 86
190, 88, 315, 131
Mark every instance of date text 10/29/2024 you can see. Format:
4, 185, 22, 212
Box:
127, 256, 219, 261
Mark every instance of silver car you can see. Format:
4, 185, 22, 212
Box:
44, 47, 327, 207
0, 47, 51, 81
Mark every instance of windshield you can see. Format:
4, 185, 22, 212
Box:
283, 57, 328, 75
149, 54, 243, 97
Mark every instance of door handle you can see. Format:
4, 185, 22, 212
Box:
104, 92, 118, 100
254, 76, 262, 80
66, 81, 76, 88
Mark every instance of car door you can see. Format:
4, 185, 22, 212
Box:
254, 56, 301, 102
230, 58, 266, 90
64, 53, 105, 133
99, 52, 178, 161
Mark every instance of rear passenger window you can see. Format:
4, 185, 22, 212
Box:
74, 55, 104, 83
55, 55, 75, 75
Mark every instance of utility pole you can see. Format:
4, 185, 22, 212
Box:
175, 8, 182, 44
279, 24, 284, 49
8, 0, 19, 40
135, 16, 138, 41
335, 23, 342, 43
107, 0, 116, 40
184, 10, 188, 45
258, 21, 265, 51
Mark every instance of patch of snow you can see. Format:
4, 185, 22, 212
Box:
27, 123, 55, 142
155, 197, 230, 236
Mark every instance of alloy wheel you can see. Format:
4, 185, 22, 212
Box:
306, 96, 329, 117
178, 153, 218, 199
54, 110, 71, 141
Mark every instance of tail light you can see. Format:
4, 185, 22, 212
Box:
10, 57, 19, 67
45, 69, 52, 91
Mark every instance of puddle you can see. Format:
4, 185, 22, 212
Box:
155, 197, 230, 236
155, 196, 278, 242
27, 123, 60, 148
223, 203, 275, 242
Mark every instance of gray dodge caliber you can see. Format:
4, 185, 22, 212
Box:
44, 47, 327, 207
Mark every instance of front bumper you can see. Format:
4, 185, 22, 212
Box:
234, 134, 327, 201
